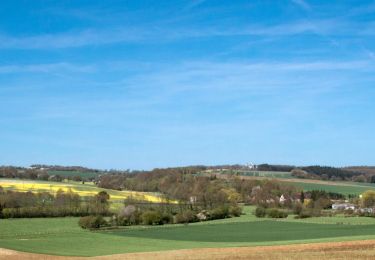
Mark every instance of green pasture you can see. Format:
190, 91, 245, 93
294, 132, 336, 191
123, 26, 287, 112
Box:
1, 206, 375, 256
214, 170, 293, 179
47, 170, 100, 179
237, 170, 292, 178
285, 181, 375, 195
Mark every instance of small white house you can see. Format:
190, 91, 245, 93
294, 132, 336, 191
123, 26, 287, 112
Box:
189, 196, 197, 204
332, 203, 355, 211
279, 194, 286, 204
358, 208, 374, 214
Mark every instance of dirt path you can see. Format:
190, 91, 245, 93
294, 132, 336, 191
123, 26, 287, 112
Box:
1, 240, 375, 260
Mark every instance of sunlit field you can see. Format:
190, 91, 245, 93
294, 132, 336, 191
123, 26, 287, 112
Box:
0, 179, 166, 202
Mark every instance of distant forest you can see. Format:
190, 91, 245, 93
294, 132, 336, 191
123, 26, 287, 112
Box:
1, 164, 375, 184
290, 166, 375, 183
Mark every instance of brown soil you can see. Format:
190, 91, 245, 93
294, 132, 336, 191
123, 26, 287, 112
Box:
1, 240, 375, 260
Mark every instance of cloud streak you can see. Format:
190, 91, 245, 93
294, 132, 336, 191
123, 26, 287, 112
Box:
0, 62, 95, 74
0, 18, 355, 50
291, 0, 311, 10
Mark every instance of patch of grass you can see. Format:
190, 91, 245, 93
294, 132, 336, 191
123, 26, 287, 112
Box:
114, 221, 375, 243
239, 171, 292, 178
211, 170, 293, 179
47, 170, 100, 179
284, 181, 375, 195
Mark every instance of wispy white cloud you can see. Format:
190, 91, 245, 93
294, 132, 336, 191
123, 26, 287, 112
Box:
0, 28, 147, 49
291, 0, 311, 11
0, 62, 95, 74
184, 0, 207, 11
0, 18, 351, 50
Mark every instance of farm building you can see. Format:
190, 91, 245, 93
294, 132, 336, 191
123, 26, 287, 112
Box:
357, 208, 374, 214
279, 194, 286, 204
331, 203, 356, 210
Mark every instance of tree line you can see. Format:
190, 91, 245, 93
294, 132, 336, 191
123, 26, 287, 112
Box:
291, 166, 375, 183
0, 187, 110, 218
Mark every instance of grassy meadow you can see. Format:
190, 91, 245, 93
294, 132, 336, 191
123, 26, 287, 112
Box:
47, 170, 100, 179
1, 206, 375, 256
284, 180, 375, 195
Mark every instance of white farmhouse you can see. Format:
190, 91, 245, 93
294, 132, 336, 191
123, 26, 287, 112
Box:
332, 203, 355, 211
279, 194, 286, 204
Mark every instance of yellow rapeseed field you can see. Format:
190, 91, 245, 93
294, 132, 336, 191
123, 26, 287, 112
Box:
0, 179, 167, 203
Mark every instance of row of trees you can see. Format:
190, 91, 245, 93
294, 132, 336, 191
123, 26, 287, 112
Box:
79, 200, 242, 229
0, 187, 110, 218
291, 166, 375, 183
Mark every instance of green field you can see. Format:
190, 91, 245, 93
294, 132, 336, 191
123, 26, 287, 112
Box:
285, 181, 375, 195
1, 206, 375, 256
210, 170, 293, 179
47, 170, 100, 179
236, 170, 292, 178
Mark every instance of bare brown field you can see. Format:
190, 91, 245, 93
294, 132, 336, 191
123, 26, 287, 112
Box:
1, 240, 375, 260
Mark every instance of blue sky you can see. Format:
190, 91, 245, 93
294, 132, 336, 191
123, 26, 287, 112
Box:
0, 0, 374, 170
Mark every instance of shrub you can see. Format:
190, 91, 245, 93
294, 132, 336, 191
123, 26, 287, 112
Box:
78, 215, 107, 229
196, 211, 208, 221
117, 205, 141, 226
141, 210, 163, 225
160, 212, 173, 224
295, 207, 321, 219
255, 207, 266, 218
266, 208, 288, 218
209, 206, 230, 220
175, 210, 198, 224
229, 205, 242, 217
293, 203, 303, 215
72, 176, 83, 182
296, 210, 312, 219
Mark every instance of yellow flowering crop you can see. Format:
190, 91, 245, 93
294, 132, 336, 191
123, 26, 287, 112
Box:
0, 179, 168, 203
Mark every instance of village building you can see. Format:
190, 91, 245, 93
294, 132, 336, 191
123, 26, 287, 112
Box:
331, 203, 356, 211
279, 194, 286, 204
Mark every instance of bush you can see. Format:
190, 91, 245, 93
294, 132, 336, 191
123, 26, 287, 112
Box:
293, 203, 303, 215
117, 205, 141, 226
209, 206, 230, 220
175, 210, 198, 224
295, 208, 321, 219
255, 207, 266, 218
296, 210, 312, 219
78, 215, 107, 229
141, 210, 170, 225
266, 208, 288, 218
160, 212, 173, 224
229, 205, 242, 217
